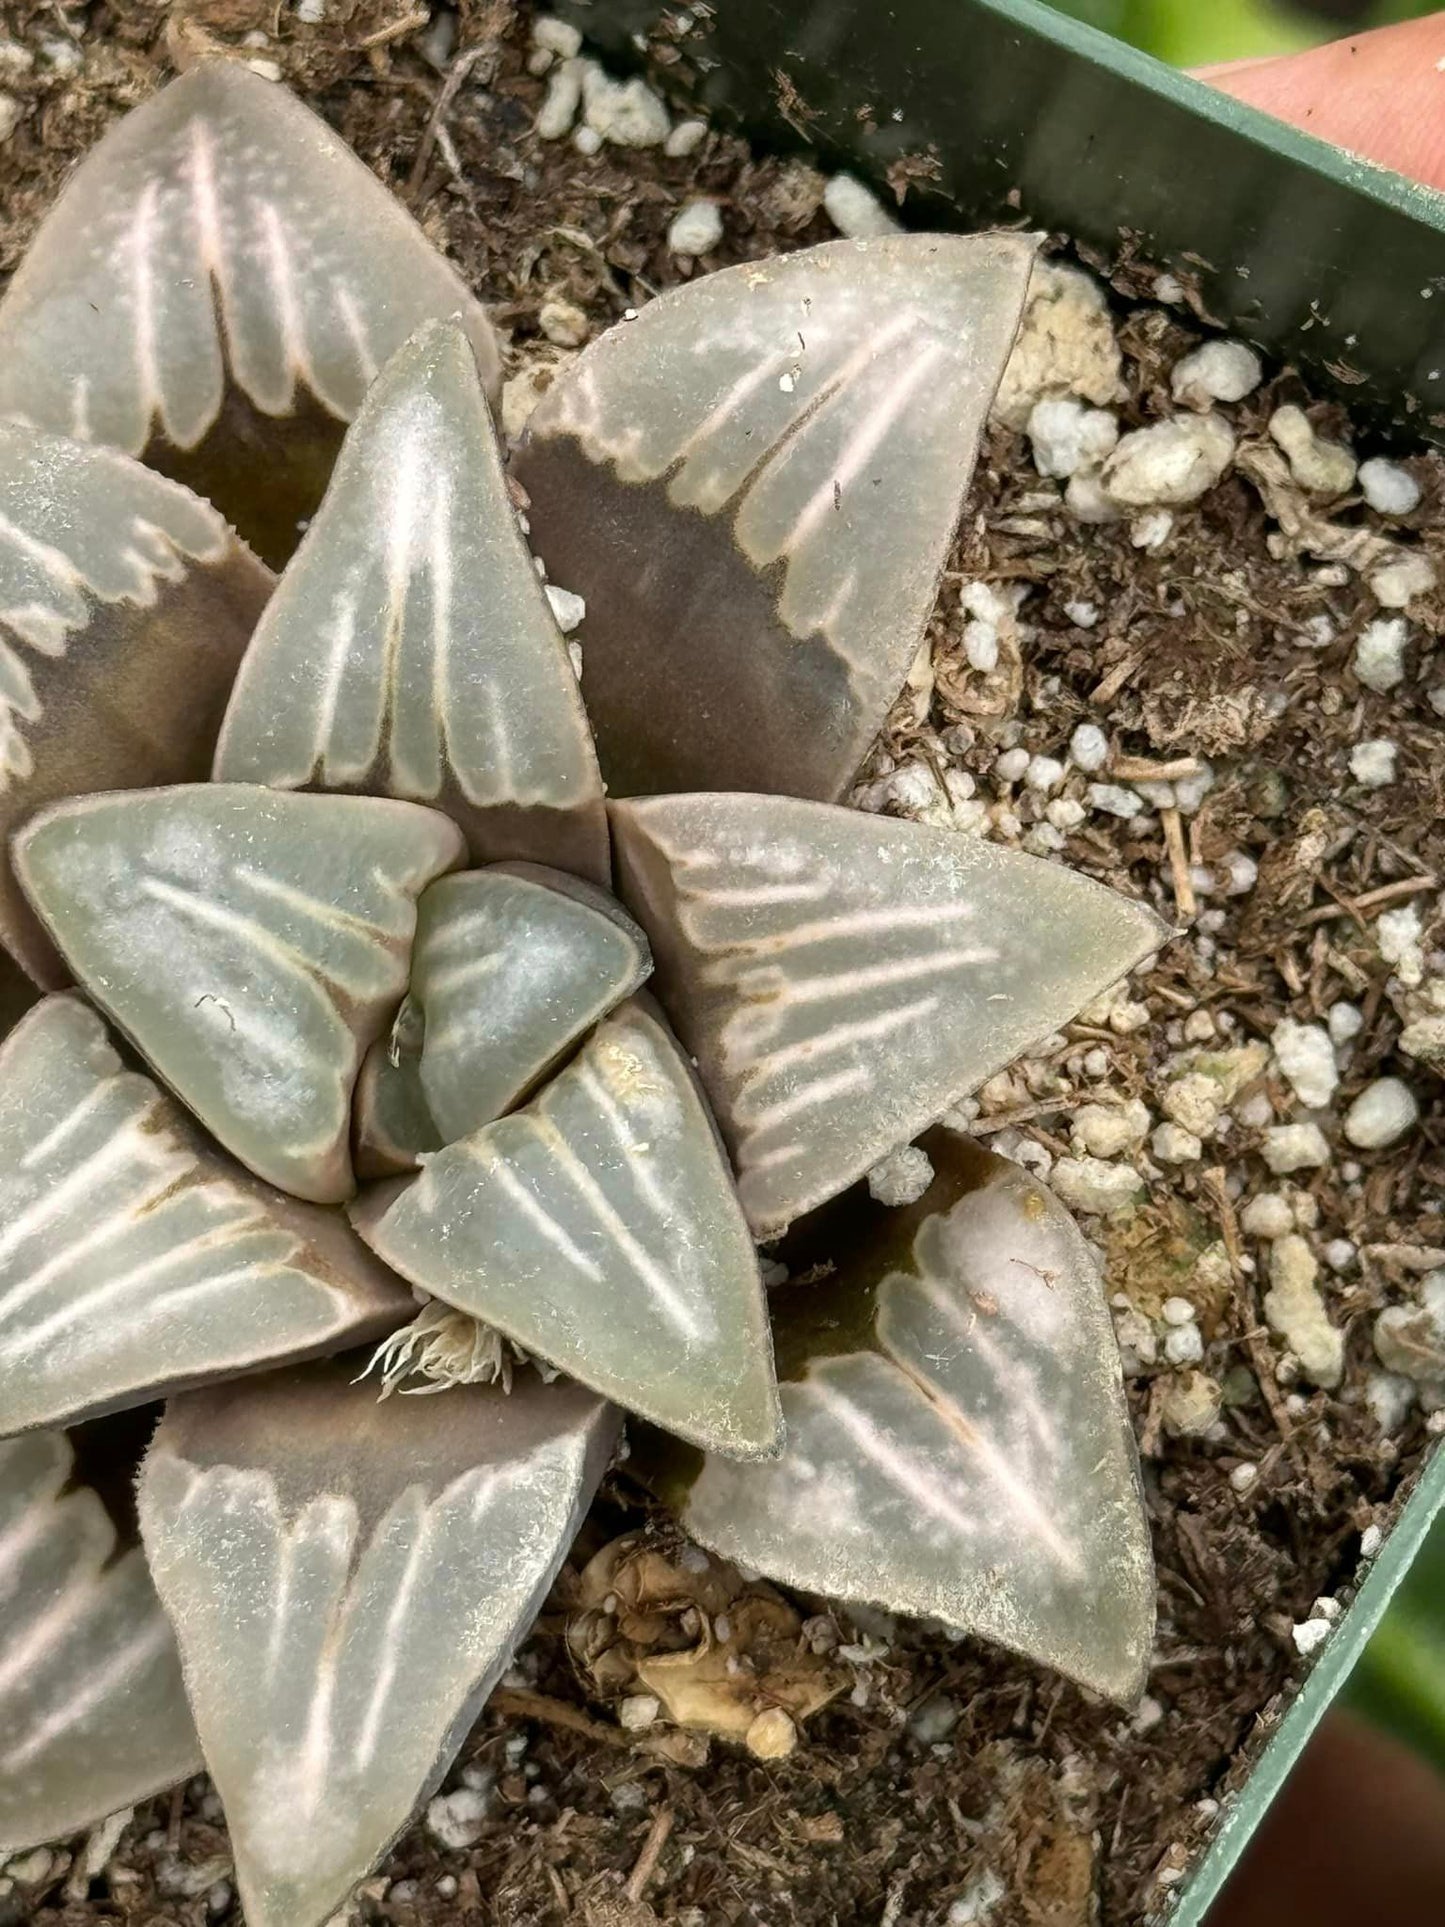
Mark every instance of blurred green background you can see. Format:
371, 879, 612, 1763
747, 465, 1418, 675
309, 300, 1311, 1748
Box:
1054, 0, 1435, 66
1054, 0, 1445, 1789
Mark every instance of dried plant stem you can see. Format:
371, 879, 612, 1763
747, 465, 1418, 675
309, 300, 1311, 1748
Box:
625, 1805, 675, 1902
1161, 809, 1197, 920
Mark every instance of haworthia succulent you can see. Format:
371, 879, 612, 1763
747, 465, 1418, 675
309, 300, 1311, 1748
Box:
15, 786, 465, 1203
138, 1361, 617, 1927
611, 792, 1167, 1236
353, 1031, 443, 1181
353, 1000, 782, 1459
658, 1135, 1155, 1704
0, 420, 271, 986
513, 234, 1035, 801
0, 997, 412, 1437
214, 324, 610, 881
0, 64, 500, 565
0, 1424, 202, 1851
410, 864, 652, 1144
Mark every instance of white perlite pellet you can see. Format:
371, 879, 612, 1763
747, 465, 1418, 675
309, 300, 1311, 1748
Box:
1023, 754, 1065, 794
1163, 1321, 1204, 1365
1240, 1192, 1295, 1241
426, 1787, 490, 1851
1271, 1018, 1338, 1110
1343, 1078, 1420, 1149
1349, 738, 1398, 788
544, 584, 586, 633
1268, 404, 1356, 495
581, 64, 671, 146
1366, 1370, 1416, 1434
1359, 457, 1421, 516
1100, 413, 1235, 508
0, 94, 19, 144
1265, 1234, 1344, 1387
1131, 508, 1174, 552
1064, 467, 1122, 523
664, 117, 709, 157
1162, 1072, 1221, 1137
994, 747, 1030, 783
1069, 722, 1109, 772
1262, 1123, 1331, 1174
822, 172, 900, 238
536, 58, 584, 138
1353, 616, 1408, 692
539, 298, 589, 348
866, 1144, 935, 1207
993, 260, 1124, 430
1153, 1122, 1202, 1164
618, 1693, 661, 1730
1292, 1616, 1333, 1658
1049, 1156, 1144, 1216
1170, 339, 1262, 409
1088, 783, 1144, 819
1025, 396, 1119, 479
533, 13, 583, 56
964, 621, 999, 672
1071, 1100, 1150, 1158
1370, 551, 1435, 608
667, 199, 723, 256
1378, 905, 1425, 986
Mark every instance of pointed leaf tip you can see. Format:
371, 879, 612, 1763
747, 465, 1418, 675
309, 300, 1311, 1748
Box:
355, 999, 783, 1460
0, 419, 271, 986
411, 864, 653, 1143
673, 1136, 1155, 1705
138, 1361, 617, 1927
0, 996, 413, 1436
215, 323, 608, 879
15, 786, 465, 1203
513, 233, 1036, 802
611, 792, 1167, 1236
0, 64, 501, 564
0, 1424, 201, 1852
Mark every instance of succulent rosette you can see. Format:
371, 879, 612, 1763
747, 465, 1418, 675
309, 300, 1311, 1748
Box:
0, 62, 1166, 1927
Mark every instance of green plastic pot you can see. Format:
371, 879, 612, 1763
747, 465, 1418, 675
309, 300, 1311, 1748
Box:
559, 0, 1445, 1916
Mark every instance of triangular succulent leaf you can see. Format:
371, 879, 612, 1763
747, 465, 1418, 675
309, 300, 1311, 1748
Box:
0, 420, 271, 986
0, 997, 413, 1436
138, 1360, 617, 1927
411, 864, 652, 1143
658, 1135, 1154, 1703
0, 1421, 202, 1851
353, 1000, 782, 1458
513, 234, 1035, 801
0, 64, 501, 567
354, 1033, 443, 1181
214, 324, 608, 879
15, 786, 465, 1202
611, 793, 1167, 1236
